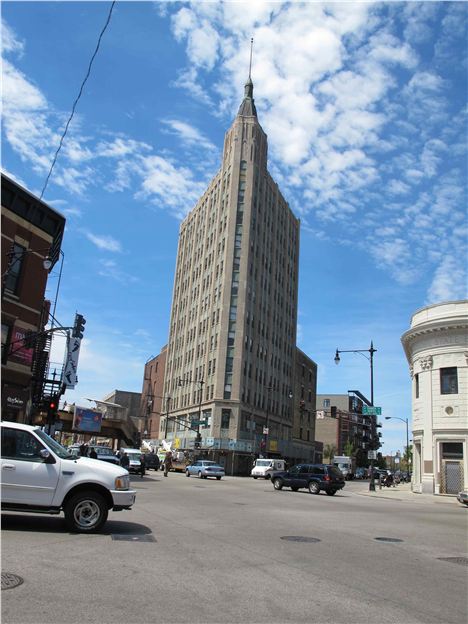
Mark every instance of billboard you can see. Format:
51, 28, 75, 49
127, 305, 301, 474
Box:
9, 326, 34, 366
72, 406, 103, 433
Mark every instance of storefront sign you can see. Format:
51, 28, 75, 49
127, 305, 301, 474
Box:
9, 326, 33, 366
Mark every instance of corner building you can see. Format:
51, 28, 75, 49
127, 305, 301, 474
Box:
161, 79, 301, 474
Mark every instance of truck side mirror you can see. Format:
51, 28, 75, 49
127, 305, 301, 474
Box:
40, 449, 56, 464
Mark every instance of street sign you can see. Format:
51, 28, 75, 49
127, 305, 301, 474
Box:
191, 420, 207, 426
367, 450, 377, 459
362, 406, 381, 416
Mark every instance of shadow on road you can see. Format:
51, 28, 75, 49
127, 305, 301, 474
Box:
1, 513, 152, 536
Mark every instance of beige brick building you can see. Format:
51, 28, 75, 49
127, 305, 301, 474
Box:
159, 77, 315, 474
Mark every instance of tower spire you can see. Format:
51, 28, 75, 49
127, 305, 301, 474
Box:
238, 37, 257, 117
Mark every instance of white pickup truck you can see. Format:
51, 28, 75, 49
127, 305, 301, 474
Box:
1, 421, 136, 532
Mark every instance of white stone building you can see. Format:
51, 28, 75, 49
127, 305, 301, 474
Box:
401, 300, 468, 495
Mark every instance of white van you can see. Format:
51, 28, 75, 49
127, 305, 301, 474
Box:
120, 448, 142, 473
251, 458, 286, 479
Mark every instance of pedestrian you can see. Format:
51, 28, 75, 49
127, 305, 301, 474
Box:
140, 453, 146, 478
163, 451, 172, 477
120, 451, 130, 470
89, 447, 98, 459
79, 442, 87, 457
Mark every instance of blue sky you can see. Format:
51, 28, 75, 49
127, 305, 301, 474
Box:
2, 1, 467, 456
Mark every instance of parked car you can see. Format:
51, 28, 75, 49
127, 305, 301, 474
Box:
186, 460, 225, 479
142, 452, 160, 471
456, 491, 468, 506
355, 467, 367, 480
68, 444, 120, 465
1, 421, 136, 532
271, 463, 345, 495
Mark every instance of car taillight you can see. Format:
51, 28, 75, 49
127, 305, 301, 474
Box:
324, 475, 331, 481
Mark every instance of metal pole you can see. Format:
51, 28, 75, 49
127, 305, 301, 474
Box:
369, 341, 376, 492
164, 396, 170, 439
264, 386, 271, 457
406, 418, 410, 474
197, 380, 204, 447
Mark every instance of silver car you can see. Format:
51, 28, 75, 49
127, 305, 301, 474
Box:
186, 460, 225, 480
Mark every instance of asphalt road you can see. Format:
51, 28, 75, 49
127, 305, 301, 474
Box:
2, 473, 467, 624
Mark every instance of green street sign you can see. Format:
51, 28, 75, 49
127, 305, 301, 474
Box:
191, 420, 208, 426
362, 406, 382, 416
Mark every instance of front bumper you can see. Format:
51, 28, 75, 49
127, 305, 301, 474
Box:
203, 471, 225, 478
111, 489, 136, 510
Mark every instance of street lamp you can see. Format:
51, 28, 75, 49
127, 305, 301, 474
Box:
334, 341, 377, 491
2, 245, 53, 298
385, 416, 410, 473
177, 377, 204, 449
262, 386, 272, 457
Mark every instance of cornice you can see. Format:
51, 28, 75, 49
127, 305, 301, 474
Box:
401, 317, 468, 363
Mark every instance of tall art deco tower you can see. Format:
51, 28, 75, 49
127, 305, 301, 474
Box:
160, 74, 302, 474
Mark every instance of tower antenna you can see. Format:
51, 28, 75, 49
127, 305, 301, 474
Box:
249, 37, 254, 79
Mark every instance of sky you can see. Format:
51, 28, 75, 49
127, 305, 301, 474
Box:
2, 1, 467, 456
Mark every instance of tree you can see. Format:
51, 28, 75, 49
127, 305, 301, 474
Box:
403, 444, 413, 471
324, 444, 337, 463
344, 440, 355, 457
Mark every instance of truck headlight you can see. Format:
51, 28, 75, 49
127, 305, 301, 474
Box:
114, 474, 130, 490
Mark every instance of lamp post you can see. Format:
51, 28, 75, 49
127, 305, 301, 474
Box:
177, 376, 204, 449
385, 416, 410, 473
334, 341, 377, 491
263, 385, 272, 457
164, 395, 171, 439
2, 245, 53, 299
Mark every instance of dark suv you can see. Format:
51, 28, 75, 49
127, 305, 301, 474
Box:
271, 464, 345, 496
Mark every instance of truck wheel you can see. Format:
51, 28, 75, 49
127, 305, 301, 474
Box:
64, 491, 108, 533
265, 474, 271, 480
253, 476, 258, 479
326, 490, 337, 496
308, 481, 320, 495
273, 478, 283, 490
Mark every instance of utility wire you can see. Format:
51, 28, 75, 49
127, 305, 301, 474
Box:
40, 0, 116, 200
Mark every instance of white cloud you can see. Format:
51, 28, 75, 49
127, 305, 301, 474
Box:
427, 255, 468, 303
161, 119, 216, 151
84, 232, 122, 253
2, 22, 25, 56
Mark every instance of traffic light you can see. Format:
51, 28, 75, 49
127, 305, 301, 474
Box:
72, 313, 86, 339
194, 432, 202, 449
47, 395, 59, 421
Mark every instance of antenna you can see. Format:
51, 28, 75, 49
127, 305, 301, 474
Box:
249, 37, 254, 79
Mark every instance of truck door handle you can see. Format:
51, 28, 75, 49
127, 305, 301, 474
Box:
2, 464, 16, 471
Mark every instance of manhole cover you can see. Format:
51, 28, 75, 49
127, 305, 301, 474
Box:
2, 573, 24, 591
437, 557, 468, 566
375, 537, 404, 543
280, 536, 321, 543
111, 534, 156, 542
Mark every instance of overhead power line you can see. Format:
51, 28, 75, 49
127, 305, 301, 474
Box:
40, 0, 117, 200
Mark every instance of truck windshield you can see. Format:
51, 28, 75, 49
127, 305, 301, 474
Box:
255, 460, 272, 467
35, 429, 75, 460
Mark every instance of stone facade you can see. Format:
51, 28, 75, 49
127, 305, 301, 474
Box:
401, 300, 468, 495
159, 79, 315, 474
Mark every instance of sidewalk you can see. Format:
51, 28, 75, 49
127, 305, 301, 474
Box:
356, 482, 460, 505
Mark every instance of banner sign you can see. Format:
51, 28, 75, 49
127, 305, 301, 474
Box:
9, 326, 34, 366
62, 335, 82, 388
72, 406, 102, 433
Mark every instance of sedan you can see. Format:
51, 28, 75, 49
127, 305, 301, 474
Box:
186, 460, 225, 480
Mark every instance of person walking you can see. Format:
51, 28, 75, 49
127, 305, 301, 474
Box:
89, 447, 98, 459
140, 453, 146, 478
163, 451, 172, 477
120, 451, 130, 470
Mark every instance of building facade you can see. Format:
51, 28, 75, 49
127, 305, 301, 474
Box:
401, 300, 468, 495
291, 348, 320, 462
140, 346, 167, 440
1, 173, 65, 423
315, 392, 380, 465
159, 77, 315, 474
